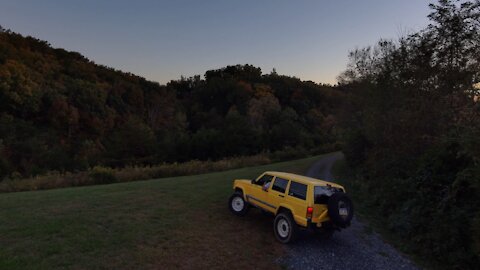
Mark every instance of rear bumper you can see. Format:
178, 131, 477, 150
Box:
307, 219, 317, 231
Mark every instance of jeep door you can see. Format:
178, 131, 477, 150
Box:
264, 177, 290, 211
246, 173, 275, 212
285, 181, 309, 227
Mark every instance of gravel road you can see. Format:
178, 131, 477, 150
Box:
279, 152, 419, 270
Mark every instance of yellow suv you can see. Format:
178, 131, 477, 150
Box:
228, 171, 353, 243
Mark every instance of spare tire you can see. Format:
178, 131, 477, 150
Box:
327, 192, 354, 228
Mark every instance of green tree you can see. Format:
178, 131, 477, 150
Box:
338, 1, 480, 268
105, 117, 156, 165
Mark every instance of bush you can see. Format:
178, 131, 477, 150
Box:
269, 146, 309, 162
0, 154, 272, 192
342, 130, 369, 168
89, 166, 117, 185
473, 212, 480, 258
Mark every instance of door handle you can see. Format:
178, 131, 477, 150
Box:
278, 194, 285, 198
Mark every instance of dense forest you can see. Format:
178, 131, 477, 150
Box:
338, 0, 479, 268
0, 26, 343, 179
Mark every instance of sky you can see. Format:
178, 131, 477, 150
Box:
0, 0, 432, 85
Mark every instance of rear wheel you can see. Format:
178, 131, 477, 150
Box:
273, 212, 298, 243
229, 192, 249, 216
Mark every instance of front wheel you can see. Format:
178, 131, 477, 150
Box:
273, 212, 298, 243
229, 192, 249, 216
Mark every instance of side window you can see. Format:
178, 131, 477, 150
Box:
272, 177, 289, 193
255, 174, 274, 186
288, 181, 307, 200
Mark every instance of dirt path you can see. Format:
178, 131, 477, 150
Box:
279, 152, 419, 270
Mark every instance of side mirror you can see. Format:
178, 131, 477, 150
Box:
262, 183, 269, 192
251, 179, 255, 184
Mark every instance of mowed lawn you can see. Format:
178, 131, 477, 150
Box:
0, 155, 323, 270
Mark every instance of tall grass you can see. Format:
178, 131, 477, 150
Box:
0, 154, 271, 193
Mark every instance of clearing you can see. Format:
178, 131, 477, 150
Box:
0, 155, 322, 269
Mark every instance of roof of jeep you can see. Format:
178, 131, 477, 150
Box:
264, 171, 344, 189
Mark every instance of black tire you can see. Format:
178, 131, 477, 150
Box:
229, 192, 249, 216
273, 211, 298, 243
327, 193, 354, 228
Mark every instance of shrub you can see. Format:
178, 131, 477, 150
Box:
0, 154, 273, 192
269, 146, 309, 162
89, 166, 117, 185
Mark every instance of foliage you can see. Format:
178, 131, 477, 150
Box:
0, 27, 343, 180
338, 1, 480, 268
0, 154, 272, 192
89, 166, 117, 185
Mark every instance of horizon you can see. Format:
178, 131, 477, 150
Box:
1, 0, 430, 85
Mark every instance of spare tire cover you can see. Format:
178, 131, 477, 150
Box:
327, 192, 354, 228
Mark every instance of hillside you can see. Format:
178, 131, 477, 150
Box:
0, 27, 344, 179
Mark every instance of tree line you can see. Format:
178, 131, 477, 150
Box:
0, 29, 343, 178
338, 0, 479, 268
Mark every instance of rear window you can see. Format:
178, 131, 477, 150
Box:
272, 178, 289, 193
288, 181, 307, 200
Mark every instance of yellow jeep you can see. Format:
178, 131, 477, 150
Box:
229, 171, 353, 243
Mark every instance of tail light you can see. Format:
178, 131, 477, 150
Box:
307, 207, 313, 219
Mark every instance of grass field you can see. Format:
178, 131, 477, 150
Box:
0, 155, 325, 270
